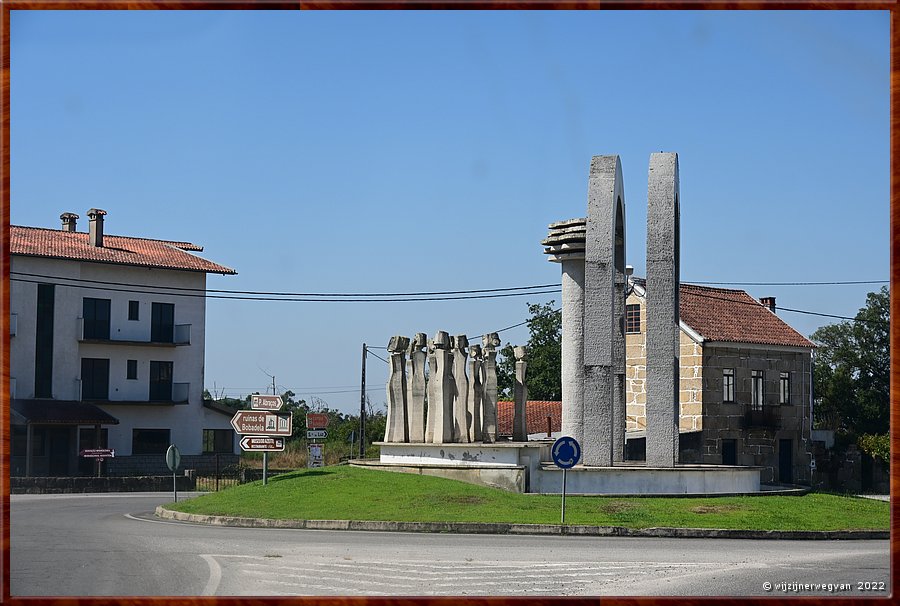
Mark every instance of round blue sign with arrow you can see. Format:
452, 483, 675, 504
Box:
552, 436, 581, 469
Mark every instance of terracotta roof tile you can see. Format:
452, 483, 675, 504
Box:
497, 400, 561, 437
11, 226, 236, 275
678, 283, 814, 348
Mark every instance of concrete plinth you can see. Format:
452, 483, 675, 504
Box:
534, 464, 761, 495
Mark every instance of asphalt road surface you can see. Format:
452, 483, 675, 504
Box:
10, 493, 892, 597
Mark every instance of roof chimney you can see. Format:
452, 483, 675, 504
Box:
760, 296, 776, 313
60, 212, 79, 232
87, 208, 107, 247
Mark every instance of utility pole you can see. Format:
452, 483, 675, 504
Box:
359, 343, 367, 459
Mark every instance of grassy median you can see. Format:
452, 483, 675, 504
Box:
167, 465, 889, 531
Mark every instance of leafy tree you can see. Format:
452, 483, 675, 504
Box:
811, 286, 889, 436
497, 301, 562, 400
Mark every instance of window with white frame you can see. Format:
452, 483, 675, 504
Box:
751, 370, 764, 411
779, 372, 791, 405
723, 368, 735, 403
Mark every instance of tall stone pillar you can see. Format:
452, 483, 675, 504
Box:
582, 155, 626, 466
467, 344, 483, 442
451, 335, 471, 443
481, 333, 500, 443
645, 152, 680, 467
543, 219, 586, 445
384, 335, 410, 443
513, 346, 528, 441
406, 333, 427, 443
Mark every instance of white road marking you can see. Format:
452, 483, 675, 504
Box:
200, 555, 223, 596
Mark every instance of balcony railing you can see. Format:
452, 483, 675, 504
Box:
77, 317, 191, 347
744, 406, 780, 428
174, 324, 191, 345
173, 382, 190, 403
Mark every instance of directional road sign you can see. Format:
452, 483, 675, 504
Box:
307, 429, 327, 439
552, 436, 581, 469
240, 436, 286, 452
80, 448, 115, 459
231, 410, 293, 436
306, 412, 330, 429
250, 394, 283, 410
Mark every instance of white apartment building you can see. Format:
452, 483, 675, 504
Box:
10, 209, 238, 476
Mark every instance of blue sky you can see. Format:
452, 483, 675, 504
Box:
11, 10, 889, 414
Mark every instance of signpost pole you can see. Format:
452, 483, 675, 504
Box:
561, 468, 567, 525
263, 452, 268, 486
173, 469, 177, 503
359, 343, 367, 459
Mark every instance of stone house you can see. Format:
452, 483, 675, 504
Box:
10, 210, 238, 476
625, 280, 815, 484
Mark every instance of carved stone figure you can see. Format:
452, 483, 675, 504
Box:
467, 344, 483, 442
451, 335, 470, 443
513, 345, 528, 441
406, 333, 427, 443
384, 335, 410, 443
429, 331, 454, 444
425, 338, 438, 443
481, 333, 500, 443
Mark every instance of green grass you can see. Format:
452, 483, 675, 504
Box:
168, 465, 889, 531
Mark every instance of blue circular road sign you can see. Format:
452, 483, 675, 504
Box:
552, 436, 581, 469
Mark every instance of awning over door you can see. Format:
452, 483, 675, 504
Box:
11, 399, 120, 426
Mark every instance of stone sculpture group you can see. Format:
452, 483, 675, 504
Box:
383, 332, 528, 444
543, 152, 681, 468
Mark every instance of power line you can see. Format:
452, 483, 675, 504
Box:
367, 351, 389, 364
689, 280, 888, 286
11, 271, 559, 298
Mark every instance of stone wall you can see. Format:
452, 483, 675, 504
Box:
624, 295, 702, 433
700, 345, 812, 484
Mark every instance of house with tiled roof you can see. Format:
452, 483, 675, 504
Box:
625, 279, 815, 484
496, 400, 561, 439
10, 209, 238, 477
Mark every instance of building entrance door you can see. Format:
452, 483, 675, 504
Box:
722, 439, 737, 465
47, 427, 71, 476
779, 438, 793, 484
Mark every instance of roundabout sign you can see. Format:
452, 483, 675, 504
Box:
551, 436, 581, 525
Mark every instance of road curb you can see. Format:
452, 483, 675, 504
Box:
154, 507, 888, 540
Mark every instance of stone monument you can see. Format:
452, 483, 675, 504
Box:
481, 332, 500, 443
467, 344, 484, 442
406, 333, 427, 443
512, 345, 528, 441
427, 331, 454, 444
451, 335, 471, 443
384, 335, 410, 443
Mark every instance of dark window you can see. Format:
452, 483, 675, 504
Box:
34, 283, 55, 398
83, 298, 111, 340
132, 429, 170, 455
779, 372, 791, 405
127, 359, 138, 380
12, 425, 27, 457
128, 300, 140, 321
81, 358, 110, 400
203, 429, 234, 454
723, 368, 735, 403
751, 370, 764, 411
149, 361, 173, 401
151, 303, 175, 343
625, 304, 641, 334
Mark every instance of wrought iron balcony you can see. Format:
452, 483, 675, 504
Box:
744, 406, 780, 428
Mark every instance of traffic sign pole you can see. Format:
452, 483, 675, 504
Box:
551, 436, 581, 528
561, 468, 567, 525
263, 452, 268, 486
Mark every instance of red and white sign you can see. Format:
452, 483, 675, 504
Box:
80, 448, 115, 459
240, 436, 286, 452
250, 394, 284, 411
231, 410, 292, 436
306, 412, 330, 429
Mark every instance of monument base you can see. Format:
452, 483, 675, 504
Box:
366, 441, 763, 496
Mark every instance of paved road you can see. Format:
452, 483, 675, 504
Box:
10, 493, 892, 597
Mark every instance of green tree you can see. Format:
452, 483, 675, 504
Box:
497, 301, 562, 400
811, 286, 889, 436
